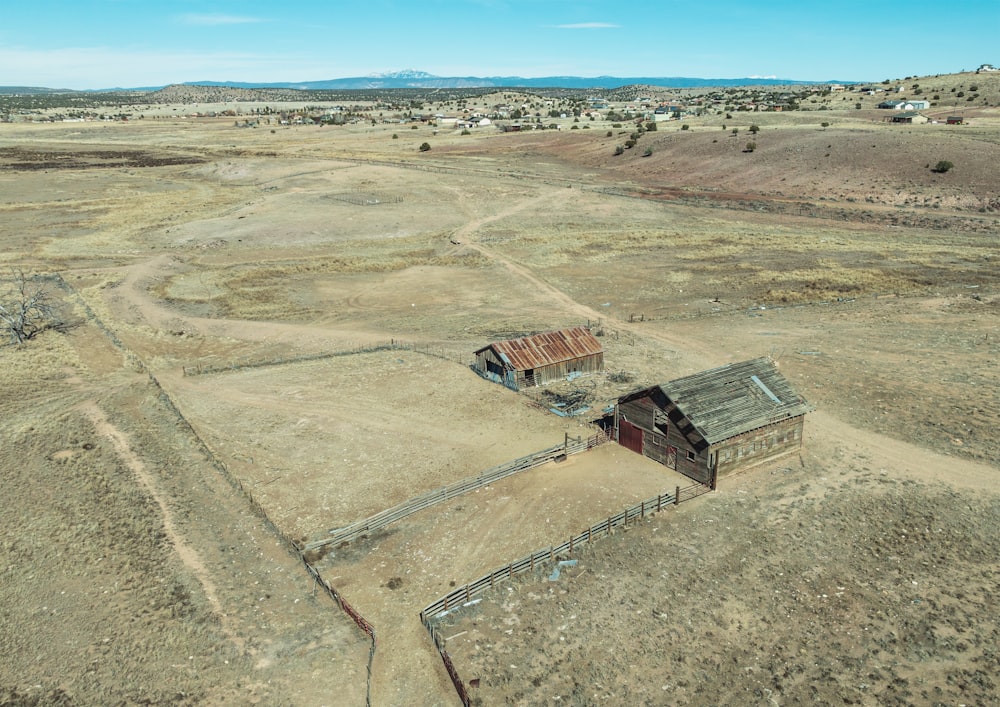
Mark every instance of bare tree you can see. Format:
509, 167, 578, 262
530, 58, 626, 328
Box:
0, 269, 62, 344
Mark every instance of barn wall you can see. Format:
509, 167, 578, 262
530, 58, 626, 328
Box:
473, 348, 518, 390
616, 392, 712, 485
518, 352, 604, 387
617, 395, 657, 430
713, 416, 804, 476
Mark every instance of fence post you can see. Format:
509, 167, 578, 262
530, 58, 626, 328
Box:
675, 486, 680, 505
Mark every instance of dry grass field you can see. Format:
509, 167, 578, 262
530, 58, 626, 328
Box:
1, 72, 998, 705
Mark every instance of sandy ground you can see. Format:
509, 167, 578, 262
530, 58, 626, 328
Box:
1, 98, 998, 705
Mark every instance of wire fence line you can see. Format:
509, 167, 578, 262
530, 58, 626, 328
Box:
419, 480, 713, 706
51, 275, 378, 706
306, 430, 610, 553
182, 339, 469, 376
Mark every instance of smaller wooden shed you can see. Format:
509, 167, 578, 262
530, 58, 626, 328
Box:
615, 358, 813, 486
473, 327, 604, 390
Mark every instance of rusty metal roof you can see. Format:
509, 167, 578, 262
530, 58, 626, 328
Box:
476, 327, 603, 372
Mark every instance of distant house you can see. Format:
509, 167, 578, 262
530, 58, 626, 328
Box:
614, 358, 813, 486
473, 327, 604, 391
878, 99, 930, 111
976, 63, 997, 73
946, 116, 965, 125
890, 111, 929, 124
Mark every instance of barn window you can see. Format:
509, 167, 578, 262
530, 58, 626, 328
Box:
686, 450, 696, 462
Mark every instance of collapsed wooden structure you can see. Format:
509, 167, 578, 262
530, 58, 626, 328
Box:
614, 357, 813, 486
473, 327, 604, 390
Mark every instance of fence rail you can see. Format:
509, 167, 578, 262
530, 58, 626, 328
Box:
419, 480, 711, 705
420, 481, 703, 621
306, 430, 609, 552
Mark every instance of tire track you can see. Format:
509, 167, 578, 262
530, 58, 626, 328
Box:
79, 400, 249, 654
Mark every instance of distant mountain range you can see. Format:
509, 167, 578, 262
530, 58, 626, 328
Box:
0, 70, 853, 94
175, 70, 843, 91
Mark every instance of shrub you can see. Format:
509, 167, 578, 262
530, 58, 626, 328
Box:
932, 160, 953, 173
614, 145, 625, 155
606, 131, 613, 137
419, 142, 431, 152
744, 141, 757, 152
392, 133, 398, 139
821, 122, 830, 128
681, 124, 689, 130
461, 128, 470, 135
643, 147, 653, 157
749, 124, 760, 134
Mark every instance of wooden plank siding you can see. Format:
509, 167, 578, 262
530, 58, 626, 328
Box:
473, 327, 604, 388
713, 416, 804, 474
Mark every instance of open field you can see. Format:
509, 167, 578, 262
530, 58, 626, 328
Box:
1, 77, 998, 705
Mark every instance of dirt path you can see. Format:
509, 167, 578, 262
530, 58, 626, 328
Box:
807, 410, 998, 490
455, 189, 724, 366
79, 400, 248, 655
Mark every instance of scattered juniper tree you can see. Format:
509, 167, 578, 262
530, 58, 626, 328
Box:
1, 269, 62, 345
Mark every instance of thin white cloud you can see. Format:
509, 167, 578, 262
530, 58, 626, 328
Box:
179, 14, 266, 26
556, 22, 619, 29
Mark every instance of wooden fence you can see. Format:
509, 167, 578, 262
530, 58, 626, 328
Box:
419, 480, 713, 705
305, 430, 609, 552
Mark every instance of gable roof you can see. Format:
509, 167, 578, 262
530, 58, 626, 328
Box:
657, 357, 813, 444
476, 326, 603, 372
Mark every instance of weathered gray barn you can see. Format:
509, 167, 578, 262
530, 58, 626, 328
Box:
473, 327, 604, 390
614, 358, 813, 486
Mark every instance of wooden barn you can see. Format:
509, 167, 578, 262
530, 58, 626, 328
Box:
614, 358, 813, 486
473, 327, 604, 391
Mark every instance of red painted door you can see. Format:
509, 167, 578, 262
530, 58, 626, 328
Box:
666, 445, 677, 469
618, 419, 644, 455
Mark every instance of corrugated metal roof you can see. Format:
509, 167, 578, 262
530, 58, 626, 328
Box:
658, 357, 813, 444
476, 327, 603, 372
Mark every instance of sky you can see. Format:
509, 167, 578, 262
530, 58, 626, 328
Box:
2, 1, 998, 89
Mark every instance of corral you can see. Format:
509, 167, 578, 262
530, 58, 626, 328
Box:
2, 77, 999, 706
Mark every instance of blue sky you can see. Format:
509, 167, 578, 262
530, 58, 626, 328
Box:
2, 1, 997, 89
